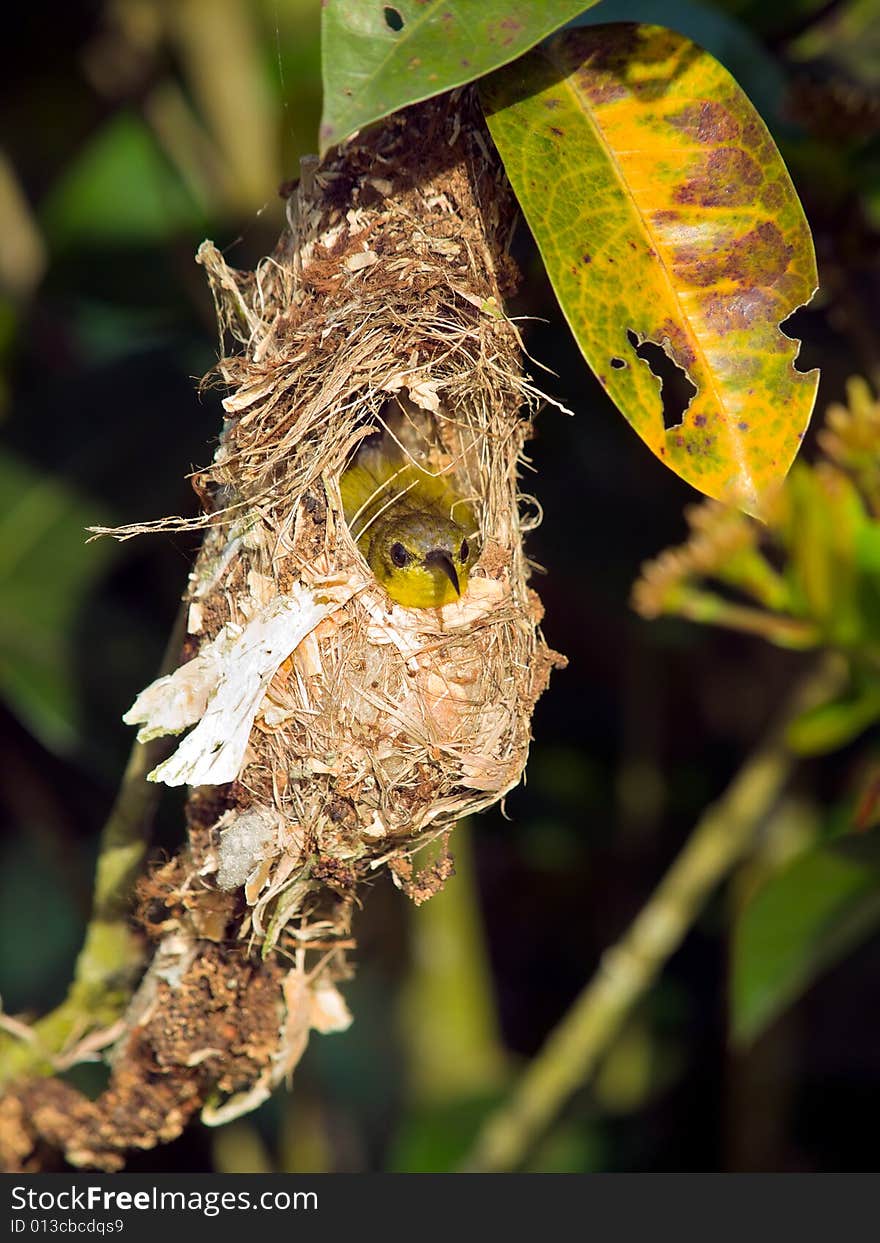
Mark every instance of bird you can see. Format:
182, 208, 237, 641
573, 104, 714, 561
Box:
340, 409, 476, 609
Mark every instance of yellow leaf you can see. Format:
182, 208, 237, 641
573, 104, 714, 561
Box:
482, 24, 819, 512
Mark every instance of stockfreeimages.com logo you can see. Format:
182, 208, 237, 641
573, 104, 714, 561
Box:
11, 1187, 318, 1218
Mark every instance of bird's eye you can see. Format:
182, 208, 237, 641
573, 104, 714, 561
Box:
390, 542, 410, 568
459, 539, 469, 563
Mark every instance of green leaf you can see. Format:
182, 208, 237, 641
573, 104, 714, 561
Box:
482, 24, 819, 513
785, 685, 880, 756
731, 832, 880, 1045
779, 464, 868, 644
318, 0, 597, 155
0, 451, 118, 753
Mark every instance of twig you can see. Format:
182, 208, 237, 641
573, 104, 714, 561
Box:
459, 654, 846, 1172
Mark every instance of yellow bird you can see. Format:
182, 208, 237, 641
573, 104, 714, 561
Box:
340, 420, 476, 609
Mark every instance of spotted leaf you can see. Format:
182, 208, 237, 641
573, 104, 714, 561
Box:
319, 0, 596, 155
482, 23, 819, 512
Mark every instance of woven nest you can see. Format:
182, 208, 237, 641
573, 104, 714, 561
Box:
122, 94, 565, 959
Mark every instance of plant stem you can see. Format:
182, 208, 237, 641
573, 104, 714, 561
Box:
459, 654, 846, 1173
0, 606, 187, 1084
675, 589, 820, 649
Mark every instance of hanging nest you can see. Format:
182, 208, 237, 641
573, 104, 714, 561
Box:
98, 91, 566, 1124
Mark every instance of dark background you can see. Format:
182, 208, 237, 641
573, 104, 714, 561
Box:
1, 0, 879, 1171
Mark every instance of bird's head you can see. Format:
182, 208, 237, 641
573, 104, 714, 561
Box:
367, 510, 475, 608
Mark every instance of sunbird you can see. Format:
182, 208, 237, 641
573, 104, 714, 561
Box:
340, 417, 476, 610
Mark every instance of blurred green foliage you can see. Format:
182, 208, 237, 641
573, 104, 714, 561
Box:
42, 111, 208, 247
2, 0, 880, 1172
0, 452, 117, 752
634, 376, 880, 1049
732, 830, 880, 1045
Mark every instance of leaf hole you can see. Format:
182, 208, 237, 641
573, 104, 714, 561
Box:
383, 6, 404, 32
778, 304, 821, 374
626, 329, 697, 430
610, 357, 627, 370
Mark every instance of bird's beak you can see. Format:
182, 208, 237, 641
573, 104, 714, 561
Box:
425, 549, 460, 596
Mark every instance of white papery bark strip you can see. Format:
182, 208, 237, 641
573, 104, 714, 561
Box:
124, 586, 353, 787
